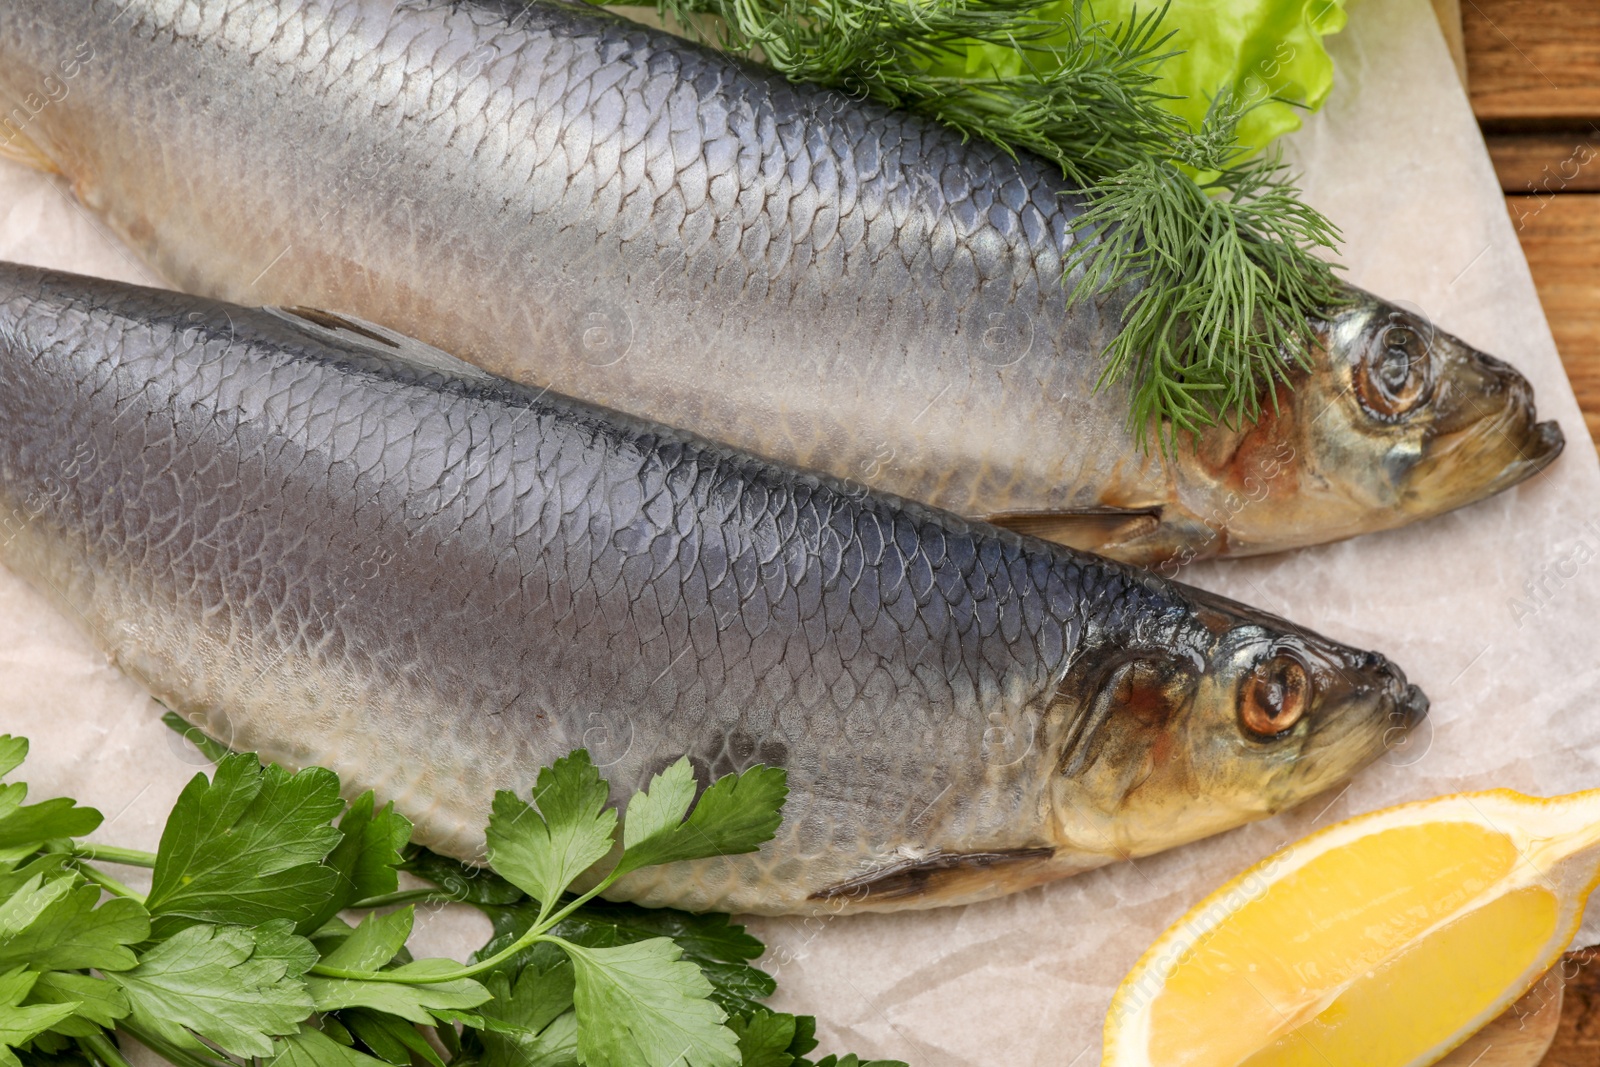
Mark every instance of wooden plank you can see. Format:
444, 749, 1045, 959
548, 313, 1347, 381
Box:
1463, 0, 1600, 124
1542, 948, 1600, 1065
1488, 130, 1600, 194
1507, 193, 1600, 452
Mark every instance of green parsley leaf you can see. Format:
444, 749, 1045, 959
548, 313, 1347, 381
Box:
24, 971, 129, 1037
510, 1010, 579, 1067
6, 1035, 76, 1065
612, 764, 786, 879
0, 786, 102, 853
0, 967, 78, 1062
342, 1008, 447, 1067
785, 1016, 820, 1065
0, 738, 27, 780
0, 871, 147, 972
738, 1012, 902, 1067
619, 760, 698, 853
580, 906, 767, 973
475, 963, 579, 1067
109, 920, 316, 1058
400, 847, 525, 906
563, 937, 739, 1067
729, 1010, 797, 1067
318, 908, 413, 972
485, 752, 617, 908
0, 740, 884, 1067
160, 712, 234, 765
482, 900, 776, 1015
318, 1013, 356, 1045
267, 1025, 389, 1067
485, 1009, 579, 1067
308, 957, 490, 1025
0, 854, 69, 898
145, 755, 343, 932
249, 917, 322, 976
304, 792, 412, 931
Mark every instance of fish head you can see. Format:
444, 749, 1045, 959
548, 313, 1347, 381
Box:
1170, 287, 1563, 557
1048, 589, 1427, 860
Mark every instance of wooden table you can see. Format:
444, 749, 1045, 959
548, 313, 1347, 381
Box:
1465, 0, 1600, 454
1545, 949, 1600, 1066
1449, 6, 1600, 1062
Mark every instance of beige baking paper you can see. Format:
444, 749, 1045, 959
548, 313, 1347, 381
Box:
1, 0, 1597, 1062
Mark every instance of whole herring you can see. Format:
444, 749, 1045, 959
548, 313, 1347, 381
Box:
0, 263, 1428, 914
0, 0, 1564, 566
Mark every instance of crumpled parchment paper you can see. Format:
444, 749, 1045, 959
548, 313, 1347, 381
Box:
1, 0, 1597, 1062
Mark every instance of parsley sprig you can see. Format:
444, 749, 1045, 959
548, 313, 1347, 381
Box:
612, 0, 1345, 447
0, 730, 902, 1067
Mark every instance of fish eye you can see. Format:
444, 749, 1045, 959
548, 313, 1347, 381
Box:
1240, 653, 1311, 739
1380, 329, 1414, 389
1356, 322, 1431, 419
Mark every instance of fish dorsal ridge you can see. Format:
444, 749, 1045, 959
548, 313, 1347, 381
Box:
264, 305, 496, 382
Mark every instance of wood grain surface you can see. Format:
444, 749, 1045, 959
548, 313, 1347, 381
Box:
1489, 130, 1600, 194
1456, 6, 1600, 1065
1507, 194, 1600, 448
1463, 0, 1600, 461
1463, 0, 1600, 125
1540, 949, 1600, 1066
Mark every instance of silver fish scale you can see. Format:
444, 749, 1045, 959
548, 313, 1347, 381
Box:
4, 0, 1563, 570
13, 0, 1129, 523
0, 269, 1229, 912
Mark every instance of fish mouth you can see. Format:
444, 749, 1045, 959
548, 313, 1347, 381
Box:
1408, 411, 1564, 510
1366, 651, 1429, 735
1395, 682, 1430, 731
1287, 646, 1429, 797
1481, 418, 1565, 494
1374, 662, 1430, 767
1403, 340, 1565, 512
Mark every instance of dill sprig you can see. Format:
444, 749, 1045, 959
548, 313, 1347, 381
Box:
614, 0, 1346, 447
659, 0, 1186, 185
1066, 94, 1346, 445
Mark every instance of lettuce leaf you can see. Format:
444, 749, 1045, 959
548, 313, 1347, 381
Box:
953, 0, 1349, 153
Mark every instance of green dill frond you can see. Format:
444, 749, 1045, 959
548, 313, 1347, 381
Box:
1066, 95, 1346, 450
617, 0, 1347, 448
651, 0, 1185, 183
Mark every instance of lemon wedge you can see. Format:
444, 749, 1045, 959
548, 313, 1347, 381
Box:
1435, 960, 1564, 1066
1104, 789, 1600, 1067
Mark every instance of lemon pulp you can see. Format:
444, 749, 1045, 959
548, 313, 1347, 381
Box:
1238, 887, 1556, 1066
1148, 821, 1519, 1065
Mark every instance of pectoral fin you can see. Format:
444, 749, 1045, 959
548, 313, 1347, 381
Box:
266, 306, 495, 381
810, 846, 1057, 906
0, 124, 59, 174
982, 507, 1161, 552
